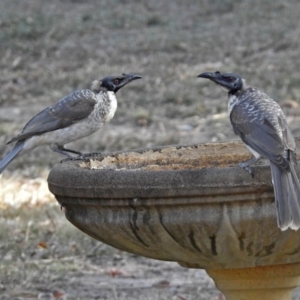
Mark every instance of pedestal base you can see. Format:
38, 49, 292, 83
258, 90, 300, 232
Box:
206, 263, 300, 300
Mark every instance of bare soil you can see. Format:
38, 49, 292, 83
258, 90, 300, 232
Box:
2, 0, 300, 299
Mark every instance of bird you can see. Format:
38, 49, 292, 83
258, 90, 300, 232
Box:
0, 73, 142, 174
198, 71, 300, 231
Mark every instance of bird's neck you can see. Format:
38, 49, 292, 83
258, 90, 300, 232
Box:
101, 91, 118, 122
228, 93, 239, 115
227, 81, 249, 115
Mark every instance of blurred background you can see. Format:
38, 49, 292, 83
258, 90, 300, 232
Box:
1, 0, 300, 299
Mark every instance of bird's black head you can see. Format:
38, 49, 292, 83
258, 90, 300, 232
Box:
197, 71, 243, 93
93, 73, 142, 93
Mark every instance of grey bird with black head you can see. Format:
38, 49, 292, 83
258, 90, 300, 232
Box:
198, 70, 300, 231
0, 73, 142, 174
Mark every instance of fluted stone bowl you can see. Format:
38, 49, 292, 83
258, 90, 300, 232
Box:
48, 141, 300, 269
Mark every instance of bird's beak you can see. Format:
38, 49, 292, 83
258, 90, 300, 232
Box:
197, 72, 224, 86
122, 73, 143, 82
197, 72, 219, 80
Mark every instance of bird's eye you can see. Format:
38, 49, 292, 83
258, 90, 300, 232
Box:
114, 79, 120, 85
227, 77, 234, 82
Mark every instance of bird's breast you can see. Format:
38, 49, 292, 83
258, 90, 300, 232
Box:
90, 91, 118, 125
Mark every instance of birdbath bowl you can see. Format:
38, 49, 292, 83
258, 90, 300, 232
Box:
48, 141, 300, 300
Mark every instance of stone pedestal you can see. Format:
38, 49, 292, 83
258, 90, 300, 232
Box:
207, 263, 300, 300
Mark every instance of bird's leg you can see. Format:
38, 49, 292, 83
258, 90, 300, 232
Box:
50, 144, 73, 158
239, 157, 260, 178
59, 146, 83, 156
50, 144, 84, 162
51, 145, 102, 162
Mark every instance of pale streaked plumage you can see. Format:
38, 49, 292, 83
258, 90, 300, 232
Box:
0, 73, 142, 174
198, 71, 300, 231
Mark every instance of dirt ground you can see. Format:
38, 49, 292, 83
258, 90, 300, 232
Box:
2, 0, 300, 299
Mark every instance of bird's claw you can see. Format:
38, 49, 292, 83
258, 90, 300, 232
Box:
82, 152, 102, 158
60, 152, 102, 163
60, 156, 79, 163
238, 162, 254, 178
60, 154, 84, 163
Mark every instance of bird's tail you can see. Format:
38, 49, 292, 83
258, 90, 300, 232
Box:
0, 141, 24, 174
270, 161, 300, 231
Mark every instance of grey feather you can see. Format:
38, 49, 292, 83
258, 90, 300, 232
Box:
231, 87, 300, 230
0, 73, 141, 174
288, 163, 300, 229
198, 71, 300, 230
230, 88, 290, 172
0, 141, 24, 174
271, 162, 300, 230
8, 90, 97, 144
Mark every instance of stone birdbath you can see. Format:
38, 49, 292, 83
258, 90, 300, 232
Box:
47, 141, 300, 300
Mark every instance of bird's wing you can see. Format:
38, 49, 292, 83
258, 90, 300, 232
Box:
277, 115, 297, 163
8, 90, 97, 144
278, 115, 296, 151
230, 103, 290, 170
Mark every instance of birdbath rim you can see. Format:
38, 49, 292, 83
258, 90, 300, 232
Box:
48, 141, 274, 200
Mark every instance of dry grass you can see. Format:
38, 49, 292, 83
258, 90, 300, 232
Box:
2, 0, 300, 299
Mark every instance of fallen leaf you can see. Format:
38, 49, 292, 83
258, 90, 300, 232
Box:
106, 268, 125, 277
38, 242, 48, 249
152, 280, 170, 288
53, 289, 66, 299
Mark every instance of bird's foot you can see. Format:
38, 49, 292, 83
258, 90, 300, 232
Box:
238, 162, 254, 178
238, 156, 260, 178
60, 156, 80, 163
60, 152, 102, 163
82, 152, 102, 159
60, 154, 85, 163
